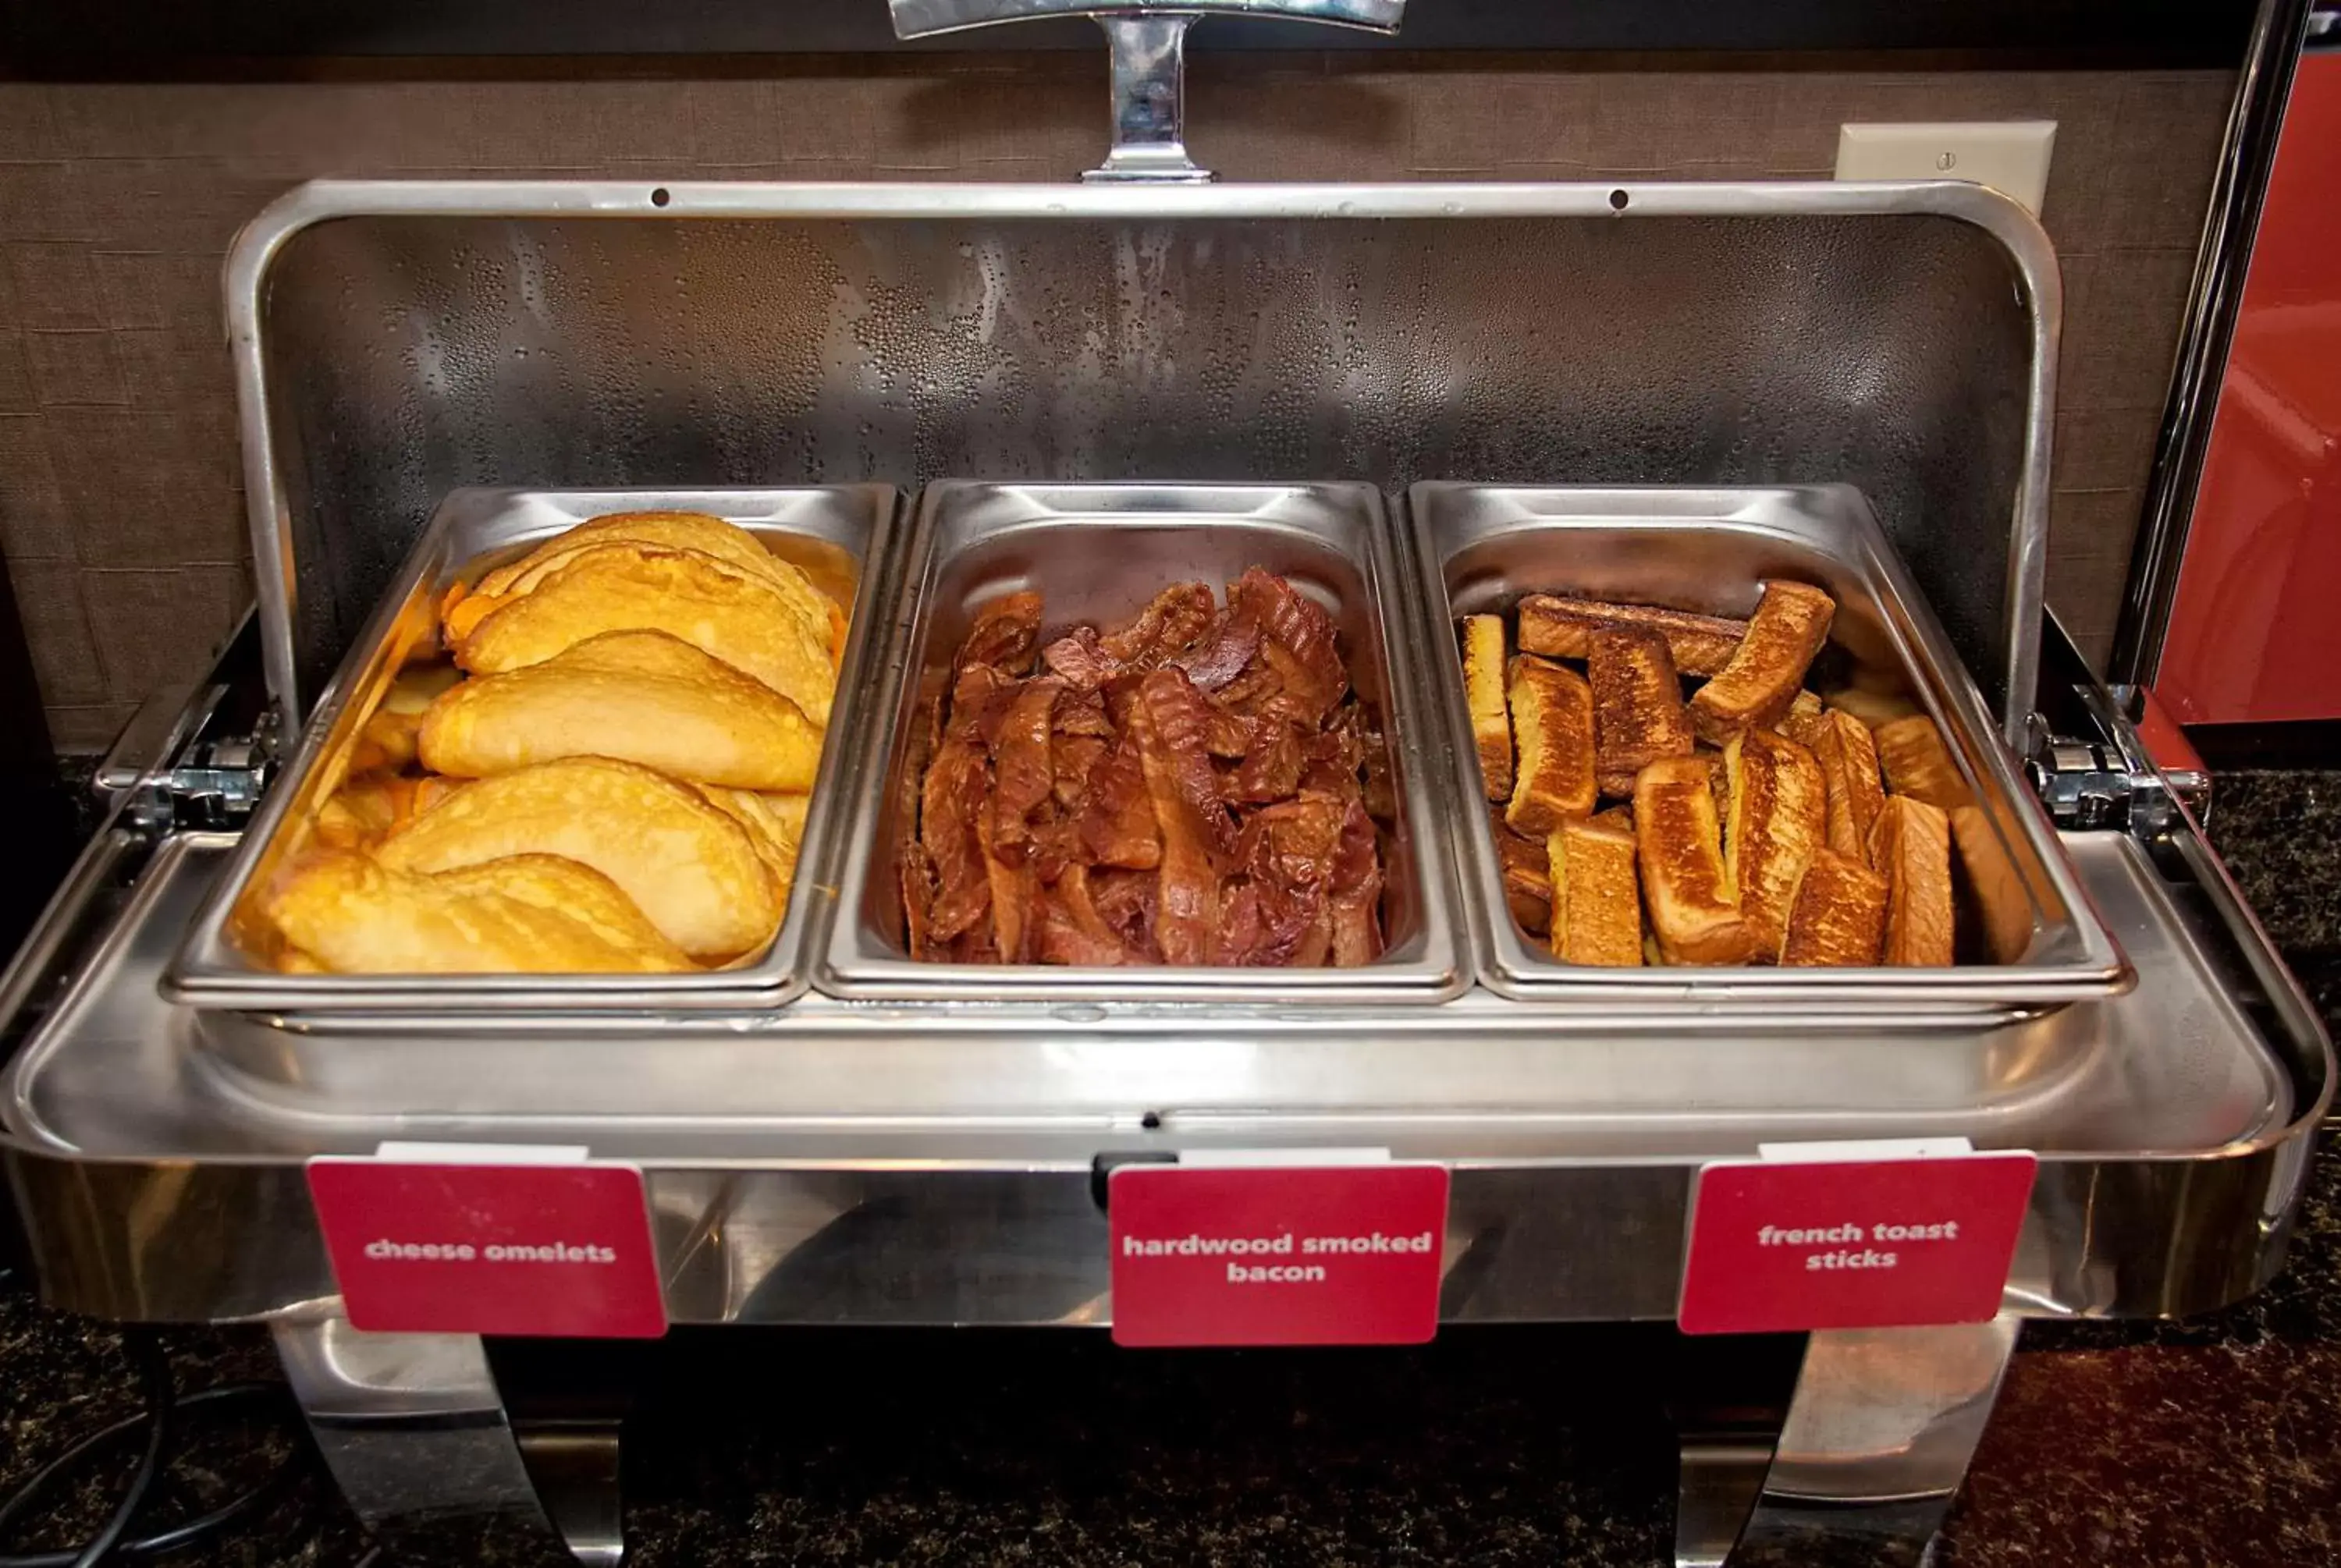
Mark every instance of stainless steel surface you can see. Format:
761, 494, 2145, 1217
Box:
1725, 1315, 2020, 1563
1409, 484, 2128, 1010
890, 0, 1404, 34
514, 1423, 624, 1567
3, 814, 2322, 1326
1675, 1431, 1773, 1568
272, 1318, 549, 1527
2112, 0, 2313, 684
1088, 16, 1210, 183
225, 179, 2055, 742
166, 484, 898, 1013
824, 479, 1465, 1002
1764, 1314, 2018, 1503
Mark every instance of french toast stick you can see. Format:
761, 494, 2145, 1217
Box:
1874, 714, 2034, 960
1635, 756, 1755, 965
1785, 708, 1888, 869
1588, 626, 1694, 798
1869, 795, 1955, 967
1517, 595, 1748, 676
1547, 814, 1643, 966
1462, 614, 1513, 800
1689, 580, 1835, 743
1504, 654, 1597, 836
1872, 715, 1967, 808
1490, 808, 1551, 936
1723, 728, 1827, 960
1780, 847, 1888, 967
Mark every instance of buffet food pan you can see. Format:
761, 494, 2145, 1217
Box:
1409, 482, 2131, 1011
822, 481, 1469, 1003
167, 485, 899, 1012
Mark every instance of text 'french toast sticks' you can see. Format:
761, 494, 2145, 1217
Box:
1689, 580, 1835, 743
1462, 614, 1513, 800
1634, 756, 1755, 965
1515, 594, 1749, 676
1786, 707, 1888, 869
1504, 654, 1597, 836
1588, 626, 1695, 798
1722, 728, 1827, 960
1869, 794, 1956, 967
1780, 848, 1889, 967
1547, 815, 1643, 967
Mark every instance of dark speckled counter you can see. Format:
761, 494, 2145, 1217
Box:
2, 771, 2338, 1568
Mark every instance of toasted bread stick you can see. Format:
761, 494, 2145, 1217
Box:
1462, 615, 1513, 800
1869, 795, 1955, 967
1786, 708, 1888, 870
1589, 626, 1695, 798
1504, 654, 1597, 836
1780, 848, 1889, 967
1547, 814, 1643, 967
1723, 728, 1827, 960
1690, 580, 1835, 743
1517, 594, 1749, 676
1635, 756, 1755, 965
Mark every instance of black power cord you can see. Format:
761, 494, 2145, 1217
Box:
0, 1330, 314, 1567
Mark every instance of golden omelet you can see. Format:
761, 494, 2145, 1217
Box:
419, 630, 826, 791
267, 852, 695, 974
698, 786, 811, 908
349, 664, 464, 775
452, 544, 838, 724
372, 756, 781, 959
446, 511, 846, 656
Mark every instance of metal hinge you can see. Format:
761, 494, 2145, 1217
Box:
2023, 683, 2210, 835
97, 683, 279, 834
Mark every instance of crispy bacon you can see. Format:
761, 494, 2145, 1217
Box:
1050, 733, 1110, 810
1101, 583, 1214, 665
1055, 688, 1115, 738
1170, 605, 1263, 691
975, 794, 1036, 964
908, 577, 1385, 970
1128, 677, 1221, 964
989, 679, 1061, 862
1230, 568, 1346, 721
1135, 669, 1241, 867
1328, 793, 1384, 967
1037, 864, 1146, 967
1042, 626, 1122, 690
957, 590, 1043, 676
1220, 721, 1305, 804
920, 736, 991, 943
1075, 734, 1161, 870
1089, 867, 1160, 956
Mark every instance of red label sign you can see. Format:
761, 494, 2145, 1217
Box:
307, 1160, 667, 1338
1678, 1153, 2037, 1336
1109, 1162, 1449, 1348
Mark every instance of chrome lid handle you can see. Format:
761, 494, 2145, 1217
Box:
888, 1, 1407, 183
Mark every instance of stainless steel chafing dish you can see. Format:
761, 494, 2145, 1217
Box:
0, 6, 2329, 1561
1412, 482, 2131, 1012
825, 479, 1466, 1003
168, 484, 898, 1012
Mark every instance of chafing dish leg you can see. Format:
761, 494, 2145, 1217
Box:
1718, 1312, 2021, 1566
271, 1315, 583, 1560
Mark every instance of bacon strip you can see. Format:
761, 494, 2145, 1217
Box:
906, 577, 1390, 970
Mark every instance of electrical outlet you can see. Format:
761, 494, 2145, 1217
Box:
1835, 121, 2058, 217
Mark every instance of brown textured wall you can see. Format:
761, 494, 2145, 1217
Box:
0, 57, 2230, 750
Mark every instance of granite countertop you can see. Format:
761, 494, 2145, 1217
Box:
2, 768, 2336, 1568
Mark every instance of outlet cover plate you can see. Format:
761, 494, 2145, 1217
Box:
1835, 121, 2057, 217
